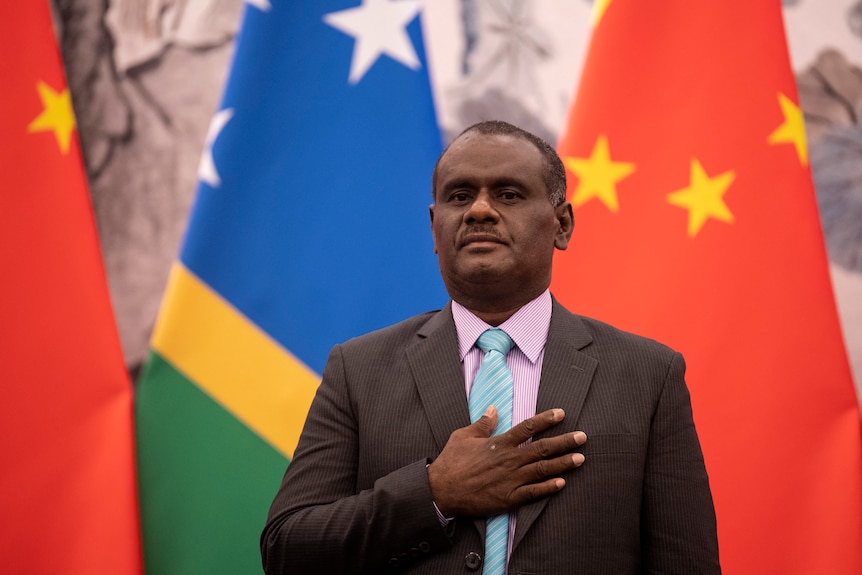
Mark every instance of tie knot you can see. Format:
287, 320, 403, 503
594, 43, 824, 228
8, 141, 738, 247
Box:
476, 328, 514, 355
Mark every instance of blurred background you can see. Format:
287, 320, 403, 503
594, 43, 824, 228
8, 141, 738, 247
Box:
52, 0, 862, 398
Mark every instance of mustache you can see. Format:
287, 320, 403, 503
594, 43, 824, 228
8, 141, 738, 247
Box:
463, 225, 501, 238
459, 225, 504, 246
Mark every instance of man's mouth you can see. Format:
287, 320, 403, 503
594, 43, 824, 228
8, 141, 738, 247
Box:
461, 233, 503, 248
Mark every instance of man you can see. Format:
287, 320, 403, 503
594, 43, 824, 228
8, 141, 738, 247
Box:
261, 121, 720, 574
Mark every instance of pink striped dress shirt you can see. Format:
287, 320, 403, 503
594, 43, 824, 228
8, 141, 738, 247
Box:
451, 289, 553, 562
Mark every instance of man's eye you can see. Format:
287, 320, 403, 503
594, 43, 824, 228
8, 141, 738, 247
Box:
500, 191, 518, 200
451, 192, 470, 202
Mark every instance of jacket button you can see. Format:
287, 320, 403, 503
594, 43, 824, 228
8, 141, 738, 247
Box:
465, 551, 482, 571
418, 541, 431, 553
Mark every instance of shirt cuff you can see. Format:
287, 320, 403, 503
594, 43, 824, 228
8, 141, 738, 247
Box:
427, 462, 454, 526
432, 500, 453, 526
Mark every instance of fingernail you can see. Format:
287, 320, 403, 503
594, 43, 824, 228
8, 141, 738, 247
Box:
485, 406, 495, 417
574, 431, 587, 444
573, 453, 585, 465
551, 408, 565, 420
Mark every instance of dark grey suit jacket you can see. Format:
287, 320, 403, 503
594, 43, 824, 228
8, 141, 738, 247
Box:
261, 299, 720, 574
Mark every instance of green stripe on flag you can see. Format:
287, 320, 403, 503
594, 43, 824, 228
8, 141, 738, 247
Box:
136, 351, 289, 575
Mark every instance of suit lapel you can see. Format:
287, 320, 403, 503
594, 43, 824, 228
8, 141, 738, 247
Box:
406, 303, 471, 453
406, 304, 489, 537
513, 299, 598, 549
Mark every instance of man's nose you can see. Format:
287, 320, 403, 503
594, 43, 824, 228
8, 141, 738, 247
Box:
465, 191, 498, 223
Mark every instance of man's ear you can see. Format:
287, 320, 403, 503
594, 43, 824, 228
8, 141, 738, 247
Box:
429, 204, 438, 254
554, 202, 574, 250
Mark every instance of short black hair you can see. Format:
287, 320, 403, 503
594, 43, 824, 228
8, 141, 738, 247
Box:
432, 120, 567, 206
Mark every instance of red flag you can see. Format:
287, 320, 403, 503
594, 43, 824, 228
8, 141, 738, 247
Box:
0, 3, 143, 573
555, 1, 862, 573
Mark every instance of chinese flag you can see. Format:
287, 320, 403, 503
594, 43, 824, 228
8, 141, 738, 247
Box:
554, 0, 862, 573
0, 3, 143, 574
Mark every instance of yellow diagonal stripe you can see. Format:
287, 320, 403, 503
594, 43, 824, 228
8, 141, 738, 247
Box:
151, 262, 319, 459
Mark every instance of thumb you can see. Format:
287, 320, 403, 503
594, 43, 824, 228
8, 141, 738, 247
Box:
472, 405, 498, 437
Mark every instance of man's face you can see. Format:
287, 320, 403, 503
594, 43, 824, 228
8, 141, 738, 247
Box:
430, 132, 573, 310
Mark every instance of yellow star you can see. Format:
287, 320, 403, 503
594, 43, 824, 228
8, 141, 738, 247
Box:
27, 81, 77, 154
667, 159, 735, 237
592, 0, 613, 27
563, 135, 635, 212
767, 92, 808, 166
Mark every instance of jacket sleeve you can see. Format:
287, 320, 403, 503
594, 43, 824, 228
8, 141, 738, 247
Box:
641, 351, 722, 574
260, 344, 453, 575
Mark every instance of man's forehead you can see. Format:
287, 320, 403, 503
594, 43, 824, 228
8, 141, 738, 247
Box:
434, 134, 546, 197
440, 132, 539, 168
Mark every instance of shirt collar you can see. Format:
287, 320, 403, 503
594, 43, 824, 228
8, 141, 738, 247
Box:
451, 290, 552, 364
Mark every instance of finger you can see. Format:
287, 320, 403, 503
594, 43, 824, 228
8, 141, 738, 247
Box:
509, 477, 568, 506
524, 430, 587, 461
520, 452, 586, 484
469, 405, 498, 438
500, 408, 565, 446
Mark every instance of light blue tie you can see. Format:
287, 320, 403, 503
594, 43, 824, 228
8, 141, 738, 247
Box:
469, 328, 515, 575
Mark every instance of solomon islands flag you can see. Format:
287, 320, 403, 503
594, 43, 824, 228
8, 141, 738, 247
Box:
135, 1, 447, 573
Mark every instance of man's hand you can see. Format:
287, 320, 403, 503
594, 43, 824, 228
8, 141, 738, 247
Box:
427, 407, 586, 518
